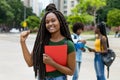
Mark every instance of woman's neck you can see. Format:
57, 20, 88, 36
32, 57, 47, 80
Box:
96, 33, 102, 39
50, 32, 64, 42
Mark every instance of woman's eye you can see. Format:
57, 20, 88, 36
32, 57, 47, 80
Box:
46, 21, 49, 24
51, 19, 55, 22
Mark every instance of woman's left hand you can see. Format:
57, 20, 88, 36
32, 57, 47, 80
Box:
88, 48, 96, 52
43, 54, 54, 65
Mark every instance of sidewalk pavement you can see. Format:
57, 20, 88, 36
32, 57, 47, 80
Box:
0, 33, 120, 80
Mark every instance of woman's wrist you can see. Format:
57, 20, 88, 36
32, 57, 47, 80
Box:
50, 60, 56, 66
20, 40, 26, 44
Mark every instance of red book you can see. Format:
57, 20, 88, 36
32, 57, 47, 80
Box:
45, 45, 67, 72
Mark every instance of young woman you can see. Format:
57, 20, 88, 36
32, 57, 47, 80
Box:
20, 3, 76, 80
71, 22, 86, 80
88, 22, 109, 80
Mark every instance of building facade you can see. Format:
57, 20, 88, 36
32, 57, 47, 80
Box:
60, 0, 79, 16
22, 0, 44, 16
22, 0, 79, 16
52, 0, 79, 16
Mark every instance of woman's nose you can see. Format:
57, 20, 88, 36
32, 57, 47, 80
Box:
48, 21, 52, 26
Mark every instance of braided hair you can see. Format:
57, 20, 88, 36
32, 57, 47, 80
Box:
97, 22, 109, 48
32, 3, 72, 80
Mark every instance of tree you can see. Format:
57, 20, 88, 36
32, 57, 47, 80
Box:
97, 0, 120, 22
107, 0, 120, 9
6, 0, 34, 28
70, 0, 106, 26
0, 0, 14, 23
0, 0, 35, 30
23, 15, 40, 30
86, 0, 106, 26
67, 14, 93, 26
67, 15, 84, 29
96, 6, 109, 22
39, 9, 45, 20
107, 9, 120, 27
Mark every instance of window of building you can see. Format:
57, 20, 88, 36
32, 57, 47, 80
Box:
64, 0, 67, 4
71, 1, 74, 7
64, 5, 67, 9
64, 11, 67, 15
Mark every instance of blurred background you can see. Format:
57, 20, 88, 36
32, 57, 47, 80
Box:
0, 0, 120, 80
0, 0, 120, 36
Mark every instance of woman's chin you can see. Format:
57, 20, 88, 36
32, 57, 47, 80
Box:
49, 31, 55, 34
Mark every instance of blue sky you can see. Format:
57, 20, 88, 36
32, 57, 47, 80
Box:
39, 0, 52, 9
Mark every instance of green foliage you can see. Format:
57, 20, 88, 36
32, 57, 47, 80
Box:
107, 0, 120, 9
107, 9, 120, 27
67, 15, 84, 24
7, 0, 34, 27
70, 0, 106, 26
67, 14, 94, 25
72, 0, 106, 15
87, 0, 106, 10
25, 16, 40, 29
0, 0, 34, 29
67, 14, 94, 32
82, 14, 94, 24
97, 0, 120, 22
39, 10, 45, 19
96, 7, 110, 22
0, 0, 14, 23
87, 0, 106, 25
71, 0, 88, 14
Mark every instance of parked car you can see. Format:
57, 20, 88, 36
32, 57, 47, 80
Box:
9, 28, 20, 33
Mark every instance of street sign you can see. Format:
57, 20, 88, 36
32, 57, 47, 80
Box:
23, 21, 27, 28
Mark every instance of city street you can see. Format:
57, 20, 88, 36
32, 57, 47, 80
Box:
0, 33, 120, 80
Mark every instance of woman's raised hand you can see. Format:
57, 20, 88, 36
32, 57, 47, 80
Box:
20, 30, 30, 42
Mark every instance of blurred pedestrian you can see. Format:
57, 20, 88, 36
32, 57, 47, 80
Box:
87, 22, 109, 80
71, 22, 86, 80
115, 27, 119, 37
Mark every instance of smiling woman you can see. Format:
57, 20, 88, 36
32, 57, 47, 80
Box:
20, 3, 76, 80
45, 12, 60, 34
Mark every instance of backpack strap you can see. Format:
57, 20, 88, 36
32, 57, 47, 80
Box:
100, 36, 102, 51
107, 66, 110, 78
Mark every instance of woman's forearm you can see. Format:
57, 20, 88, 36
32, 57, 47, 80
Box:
20, 41, 33, 67
51, 61, 74, 75
50, 53, 75, 76
98, 50, 108, 54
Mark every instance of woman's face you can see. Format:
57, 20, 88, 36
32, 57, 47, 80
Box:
45, 12, 60, 34
76, 29, 82, 35
94, 27, 100, 34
